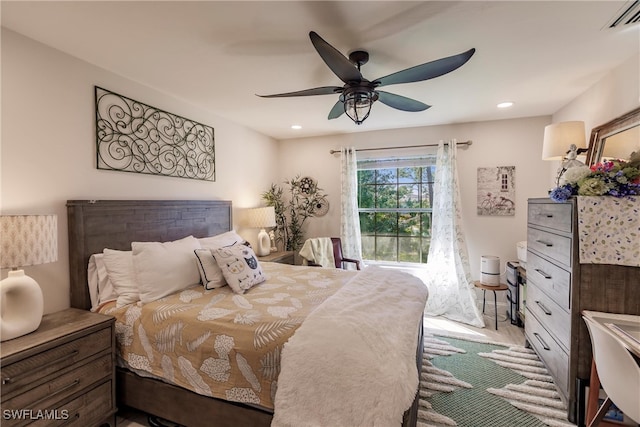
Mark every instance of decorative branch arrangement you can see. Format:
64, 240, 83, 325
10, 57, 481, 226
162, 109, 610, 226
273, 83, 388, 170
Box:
262, 176, 329, 251
95, 86, 215, 181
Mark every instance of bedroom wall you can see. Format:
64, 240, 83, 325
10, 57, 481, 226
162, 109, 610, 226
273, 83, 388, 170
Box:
277, 116, 552, 283
0, 29, 280, 314
553, 53, 639, 139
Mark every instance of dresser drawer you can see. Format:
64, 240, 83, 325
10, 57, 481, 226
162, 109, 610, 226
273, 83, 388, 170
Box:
525, 308, 569, 397
1, 327, 111, 398
527, 227, 572, 268
526, 284, 570, 352
526, 251, 571, 311
1, 353, 112, 422
29, 380, 114, 427
528, 202, 572, 233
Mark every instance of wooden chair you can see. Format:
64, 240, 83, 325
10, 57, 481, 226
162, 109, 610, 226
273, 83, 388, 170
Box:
307, 238, 361, 270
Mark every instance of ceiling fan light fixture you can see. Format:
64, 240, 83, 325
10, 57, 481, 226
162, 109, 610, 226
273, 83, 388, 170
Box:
344, 89, 377, 125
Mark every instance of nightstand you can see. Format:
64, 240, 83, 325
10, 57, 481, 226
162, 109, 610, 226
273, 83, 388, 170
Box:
258, 250, 294, 265
1, 308, 116, 427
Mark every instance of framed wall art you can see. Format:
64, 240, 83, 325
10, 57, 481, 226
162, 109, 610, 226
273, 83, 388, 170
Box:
477, 166, 515, 216
95, 86, 215, 181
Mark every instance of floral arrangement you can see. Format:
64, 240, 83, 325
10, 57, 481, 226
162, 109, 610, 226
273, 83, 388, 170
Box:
549, 152, 640, 202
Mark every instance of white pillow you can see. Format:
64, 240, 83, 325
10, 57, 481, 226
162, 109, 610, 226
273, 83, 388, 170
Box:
88, 253, 118, 311
133, 236, 202, 304
211, 244, 266, 294
103, 248, 139, 308
194, 248, 227, 290
198, 230, 246, 249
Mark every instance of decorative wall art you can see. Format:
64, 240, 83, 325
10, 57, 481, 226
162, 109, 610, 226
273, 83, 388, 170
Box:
477, 166, 515, 216
95, 86, 215, 181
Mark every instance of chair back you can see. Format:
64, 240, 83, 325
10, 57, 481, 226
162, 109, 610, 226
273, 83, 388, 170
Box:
330, 238, 343, 269
583, 315, 640, 424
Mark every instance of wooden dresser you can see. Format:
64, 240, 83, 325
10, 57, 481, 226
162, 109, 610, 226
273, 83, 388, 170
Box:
526, 198, 640, 424
1, 308, 116, 427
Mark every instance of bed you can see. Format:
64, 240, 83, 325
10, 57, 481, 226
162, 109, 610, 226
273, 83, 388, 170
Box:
67, 199, 425, 427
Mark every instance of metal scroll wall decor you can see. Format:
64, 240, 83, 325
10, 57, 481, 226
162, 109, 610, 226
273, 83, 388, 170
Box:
95, 86, 215, 181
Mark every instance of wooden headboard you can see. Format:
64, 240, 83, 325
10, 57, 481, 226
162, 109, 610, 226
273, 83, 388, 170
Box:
67, 200, 232, 310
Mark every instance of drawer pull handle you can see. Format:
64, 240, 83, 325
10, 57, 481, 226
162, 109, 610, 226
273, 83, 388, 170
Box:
535, 240, 553, 247
535, 268, 552, 279
545, 214, 554, 218
29, 379, 81, 408
2, 376, 13, 385
536, 301, 552, 315
533, 332, 551, 351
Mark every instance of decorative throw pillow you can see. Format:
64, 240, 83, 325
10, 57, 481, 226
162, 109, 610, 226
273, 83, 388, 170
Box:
88, 253, 118, 311
194, 248, 227, 290
211, 245, 266, 294
102, 248, 139, 308
198, 230, 247, 250
132, 235, 202, 304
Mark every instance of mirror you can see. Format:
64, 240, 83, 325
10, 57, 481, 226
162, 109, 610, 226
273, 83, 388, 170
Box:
586, 107, 640, 165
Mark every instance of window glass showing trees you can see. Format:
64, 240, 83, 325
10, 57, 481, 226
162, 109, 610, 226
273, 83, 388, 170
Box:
358, 158, 435, 263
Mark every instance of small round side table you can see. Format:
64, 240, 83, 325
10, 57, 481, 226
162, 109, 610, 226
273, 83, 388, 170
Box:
473, 281, 509, 330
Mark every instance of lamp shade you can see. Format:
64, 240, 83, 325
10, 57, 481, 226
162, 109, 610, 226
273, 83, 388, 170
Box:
247, 207, 276, 229
1, 215, 58, 269
542, 121, 586, 160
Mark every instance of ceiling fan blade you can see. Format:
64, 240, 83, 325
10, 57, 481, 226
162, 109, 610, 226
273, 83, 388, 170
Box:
309, 31, 363, 84
375, 48, 476, 87
257, 86, 343, 98
328, 100, 345, 119
377, 91, 431, 112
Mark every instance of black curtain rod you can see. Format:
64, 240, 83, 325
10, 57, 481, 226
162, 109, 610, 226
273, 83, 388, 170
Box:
328, 140, 472, 154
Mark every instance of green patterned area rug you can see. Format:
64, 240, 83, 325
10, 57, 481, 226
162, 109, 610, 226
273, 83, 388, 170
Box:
418, 333, 576, 427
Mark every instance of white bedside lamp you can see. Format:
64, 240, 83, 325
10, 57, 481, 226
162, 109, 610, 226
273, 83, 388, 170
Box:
247, 207, 276, 257
0, 215, 57, 341
542, 121, 586, 186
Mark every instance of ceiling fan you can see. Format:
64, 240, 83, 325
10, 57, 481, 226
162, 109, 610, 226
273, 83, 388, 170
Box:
258, 31, 476, 125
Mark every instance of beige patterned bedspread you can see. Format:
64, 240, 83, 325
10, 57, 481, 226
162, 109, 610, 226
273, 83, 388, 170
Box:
99, 263, 357, 409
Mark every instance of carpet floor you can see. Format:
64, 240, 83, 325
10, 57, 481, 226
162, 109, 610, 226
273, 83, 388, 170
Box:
418, 332, 576, 427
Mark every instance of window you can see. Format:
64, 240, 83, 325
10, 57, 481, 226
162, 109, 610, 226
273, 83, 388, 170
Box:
357, 157, 435, 263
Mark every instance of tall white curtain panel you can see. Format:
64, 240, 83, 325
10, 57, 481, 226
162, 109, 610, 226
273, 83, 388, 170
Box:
340, 147, 363, 266
424, 140, 484, 327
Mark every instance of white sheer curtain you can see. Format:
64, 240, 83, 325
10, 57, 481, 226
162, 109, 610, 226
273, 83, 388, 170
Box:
340, 147, 363, 264
424, 140, 484, 327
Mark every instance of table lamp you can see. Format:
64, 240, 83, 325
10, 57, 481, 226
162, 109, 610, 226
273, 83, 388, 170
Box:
542, 121, 587, 186
0, 215, 57, 341
247, 207, 276, 256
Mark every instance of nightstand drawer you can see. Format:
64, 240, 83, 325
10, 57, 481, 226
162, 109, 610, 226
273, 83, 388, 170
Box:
30, 380, 113, 427
1, 327, 111, 398
526, 251, 571, 311
528, 202, 572, 233
2, 352, 112, 420
527, 227, 572, 268
526, 284, 570, 351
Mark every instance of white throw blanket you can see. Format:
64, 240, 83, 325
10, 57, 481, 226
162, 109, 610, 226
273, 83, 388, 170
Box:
272, 266, 429, 427
298, 237, 335, 267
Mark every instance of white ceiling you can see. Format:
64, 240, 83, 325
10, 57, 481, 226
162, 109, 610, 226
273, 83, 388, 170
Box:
2, 1, 639, 140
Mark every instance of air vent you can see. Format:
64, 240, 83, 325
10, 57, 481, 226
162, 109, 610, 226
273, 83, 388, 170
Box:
607, 0, 640, 28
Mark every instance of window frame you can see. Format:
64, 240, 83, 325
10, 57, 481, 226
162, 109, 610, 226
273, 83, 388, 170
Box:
357, 157, 436, 264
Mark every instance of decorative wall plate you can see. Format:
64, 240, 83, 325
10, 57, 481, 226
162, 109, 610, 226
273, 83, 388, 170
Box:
314, 198, 330, 216
299, 176, 316, 194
